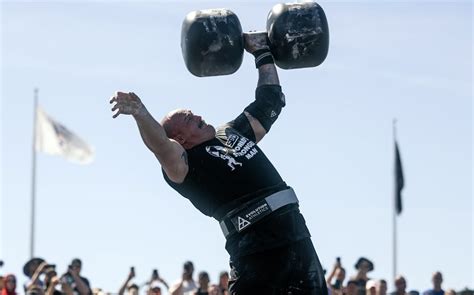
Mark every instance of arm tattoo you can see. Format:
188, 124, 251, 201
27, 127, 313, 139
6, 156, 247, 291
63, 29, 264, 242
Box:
181, 151, 188, 165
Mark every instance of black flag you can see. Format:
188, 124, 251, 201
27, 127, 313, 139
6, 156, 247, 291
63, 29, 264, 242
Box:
394, 141, 404, 215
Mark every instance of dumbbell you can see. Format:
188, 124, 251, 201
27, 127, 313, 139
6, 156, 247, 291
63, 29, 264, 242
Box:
181, 2, 329, 77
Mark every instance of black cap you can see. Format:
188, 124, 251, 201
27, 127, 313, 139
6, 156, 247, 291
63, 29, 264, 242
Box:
23, 257, 45, 277
354, 257, 374, 272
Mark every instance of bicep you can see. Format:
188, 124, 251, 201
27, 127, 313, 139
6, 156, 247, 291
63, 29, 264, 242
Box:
154, 139, 189, 183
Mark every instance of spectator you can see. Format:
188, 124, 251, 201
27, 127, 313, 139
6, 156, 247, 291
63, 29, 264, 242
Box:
147, 282, 162, 295
423, 272, 445, 295
194, 272, 210, 295
170, 261, 197, 295
43, 265, 62, 295
326, 258, 345, 294
147, 269, 169, 292
127, 284, 139, 295
366, 280, 377, 295
118, 267, 136, 295
350, 257, 374, 295
377, 280, 388, 295
392, 275, 408, 295
216, 271, 229, 295
23, 258, 46, 292
409, 291, 420, 295
345, 280, 359, 295
1, 274, 17, 295
65, 258, 92, 295
445, 289, 456, 295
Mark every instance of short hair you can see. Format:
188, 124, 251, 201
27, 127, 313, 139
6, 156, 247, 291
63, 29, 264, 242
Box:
71, 258, 82, 265
198, 271, 209, 280
128, 284, 139, 290
183, 261, 194, 271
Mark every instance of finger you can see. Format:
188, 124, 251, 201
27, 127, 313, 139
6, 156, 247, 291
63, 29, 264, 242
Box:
111, 104, 119, 112
109, 96, 117, 104
112, 110, 121, 119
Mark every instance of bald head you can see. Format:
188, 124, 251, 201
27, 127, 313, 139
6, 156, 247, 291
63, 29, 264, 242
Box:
160, 109, 215, 149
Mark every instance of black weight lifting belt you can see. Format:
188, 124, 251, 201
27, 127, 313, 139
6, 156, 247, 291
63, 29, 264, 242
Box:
219, 188, 298, 238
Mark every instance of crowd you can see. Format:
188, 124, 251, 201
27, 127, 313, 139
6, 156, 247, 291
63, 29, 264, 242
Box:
0, 257, 471, 295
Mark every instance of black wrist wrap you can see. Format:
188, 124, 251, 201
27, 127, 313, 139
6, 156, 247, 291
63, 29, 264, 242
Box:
244, 85, 285, 132
252, 48, 275, 68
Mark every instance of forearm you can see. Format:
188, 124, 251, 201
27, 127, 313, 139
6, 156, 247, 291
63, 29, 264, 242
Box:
133, 108, 170, 155
257, 63, 280, 87
118, 279, 130, 295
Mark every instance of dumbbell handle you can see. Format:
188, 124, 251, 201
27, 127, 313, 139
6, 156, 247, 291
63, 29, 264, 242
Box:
243, 31, 272, 53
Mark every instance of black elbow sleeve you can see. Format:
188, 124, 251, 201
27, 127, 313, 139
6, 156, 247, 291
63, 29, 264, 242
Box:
244, 85, 286, 132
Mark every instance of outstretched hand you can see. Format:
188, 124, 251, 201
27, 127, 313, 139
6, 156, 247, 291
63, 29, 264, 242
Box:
110, 91, 144, 118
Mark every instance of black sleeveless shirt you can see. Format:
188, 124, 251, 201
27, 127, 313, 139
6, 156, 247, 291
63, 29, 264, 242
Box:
164, 86, 310, 258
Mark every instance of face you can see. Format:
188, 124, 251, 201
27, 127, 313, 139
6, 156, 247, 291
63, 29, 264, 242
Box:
395, 277, 406, 292
220, 273, 229, 287
71, 261, 82, 274
199, 274, 210, 286
432, 272, 442, 286
128, 287, 139, 295
346, 283, 358, 295
166, 110, 215, 148
359, 261, 371, 273
377, 281, 387, 295
149, 288, 161, 295
5, 276, 16, 291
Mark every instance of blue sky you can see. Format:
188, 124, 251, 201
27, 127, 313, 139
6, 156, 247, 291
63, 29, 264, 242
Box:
1, 1, 472, 293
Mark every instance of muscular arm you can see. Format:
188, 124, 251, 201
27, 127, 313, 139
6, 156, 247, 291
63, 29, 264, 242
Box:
110, 92, 188, 183
244, 63, 281, 142
134, 109, 188, 183
242, 32, 284, 143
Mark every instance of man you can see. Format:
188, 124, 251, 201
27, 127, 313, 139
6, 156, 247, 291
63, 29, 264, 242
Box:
423, 272, 444, 295
376, 280, 388, 295
110, 32, 327, 295
350, 257, 374, 295
193, 272, 211, 295
66, 259, 91, 295
169, 261, 197, 295
391, 275, 408, 295
118, 267, 138, 295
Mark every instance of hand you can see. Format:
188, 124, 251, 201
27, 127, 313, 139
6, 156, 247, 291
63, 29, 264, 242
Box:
51, 276, 60, 286
243, 31, 269, 54
128, 268, 135, 281
110, 92, 145, 118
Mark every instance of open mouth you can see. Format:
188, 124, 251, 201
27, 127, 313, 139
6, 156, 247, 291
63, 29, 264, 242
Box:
199, 120, 204, 128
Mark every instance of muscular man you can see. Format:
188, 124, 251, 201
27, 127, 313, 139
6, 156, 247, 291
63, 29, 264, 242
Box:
110, 32, 327, 295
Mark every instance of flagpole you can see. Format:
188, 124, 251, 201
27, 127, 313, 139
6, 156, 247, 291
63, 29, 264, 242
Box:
392, 119, 398, 281
30, 88, 38, 258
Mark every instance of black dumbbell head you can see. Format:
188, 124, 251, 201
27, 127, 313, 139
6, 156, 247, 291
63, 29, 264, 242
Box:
267, 2, 329, 69
181, 9, 244, 77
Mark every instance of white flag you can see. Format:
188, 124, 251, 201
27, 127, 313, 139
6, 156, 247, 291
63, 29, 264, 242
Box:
36, 107, 94, 164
